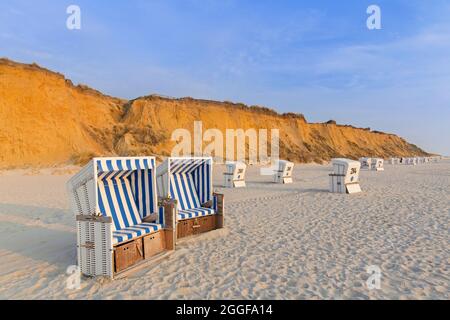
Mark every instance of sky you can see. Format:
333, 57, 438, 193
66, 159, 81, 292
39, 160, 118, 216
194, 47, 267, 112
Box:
0, 0, 449, 155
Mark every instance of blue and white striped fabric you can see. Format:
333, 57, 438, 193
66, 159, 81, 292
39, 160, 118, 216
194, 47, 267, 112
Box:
96, 158, 160, 245
113, 222, 161, 245
97, 173, 143, 231
168, 158, 212, 211
130, 168, 156, 220
169, 158, 208, 175
164, 158, 216, 221
96, 158, 157, 228
178, 207, 215, 220
192, 161, 211, 205
97, 158, 154, 177
169, 173, 201, 210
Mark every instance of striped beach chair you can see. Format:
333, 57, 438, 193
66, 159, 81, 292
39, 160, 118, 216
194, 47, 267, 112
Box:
156, 157, 224, 239
67, 157, 176, 278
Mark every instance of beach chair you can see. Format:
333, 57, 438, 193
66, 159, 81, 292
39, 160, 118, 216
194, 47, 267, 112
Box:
371, 158, 384, 171
359, 157, 372, 170
329, 158, 362, 194
420, 157, 428, 164
407, 158, 417, 165
156, 157, 224, 240
273, 160, 294, 184
224, 161, 247, 188
67, 157, 176, 278
389, 158, 399, 165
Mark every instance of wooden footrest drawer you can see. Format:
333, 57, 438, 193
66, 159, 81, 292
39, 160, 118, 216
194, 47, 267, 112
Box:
177, 215, 217, 238
143, 231, 165, 259
114, 238, 144, 273
114, 230, 168, 274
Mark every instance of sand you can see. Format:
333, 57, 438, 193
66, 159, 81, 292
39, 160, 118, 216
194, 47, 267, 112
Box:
0, 162, 448, 300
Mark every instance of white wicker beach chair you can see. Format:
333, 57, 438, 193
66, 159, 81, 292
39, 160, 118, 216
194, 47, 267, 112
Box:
371, 158, 384, 171
405, 157, 417, 165
156, 157, 224, 240
67, 157, 176, 278
359, 157, 372, 170
273, 160, 294, 184
223, 161, 246, 188
329, 158, 362, 194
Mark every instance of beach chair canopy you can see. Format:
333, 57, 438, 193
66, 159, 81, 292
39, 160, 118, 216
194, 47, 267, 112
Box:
69, 157, 161, 245
156, 157, 215, 220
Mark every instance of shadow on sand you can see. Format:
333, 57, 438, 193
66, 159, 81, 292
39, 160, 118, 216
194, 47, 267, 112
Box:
0, 203, 76, 270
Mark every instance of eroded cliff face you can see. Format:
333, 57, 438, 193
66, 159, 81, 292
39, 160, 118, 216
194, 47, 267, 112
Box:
0, 59, 428, 169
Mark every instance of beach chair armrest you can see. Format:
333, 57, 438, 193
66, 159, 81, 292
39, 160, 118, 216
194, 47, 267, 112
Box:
158, 198, 177, 230
213, 193, 224, 215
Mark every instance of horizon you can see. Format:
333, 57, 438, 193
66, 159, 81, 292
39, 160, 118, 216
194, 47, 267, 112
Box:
1, 0, 449, 155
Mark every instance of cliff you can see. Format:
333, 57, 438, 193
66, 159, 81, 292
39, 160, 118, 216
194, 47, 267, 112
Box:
0, 59, 428, 169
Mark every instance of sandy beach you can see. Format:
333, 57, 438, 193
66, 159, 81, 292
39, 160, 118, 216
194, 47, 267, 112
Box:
0, 161, 448, 300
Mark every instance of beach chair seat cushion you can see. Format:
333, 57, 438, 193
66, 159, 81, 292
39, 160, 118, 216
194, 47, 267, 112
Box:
178, 207, 215, 221
113, 222, 162, 245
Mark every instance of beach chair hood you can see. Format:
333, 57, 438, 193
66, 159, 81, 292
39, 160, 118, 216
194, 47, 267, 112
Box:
156, 157, 213, 210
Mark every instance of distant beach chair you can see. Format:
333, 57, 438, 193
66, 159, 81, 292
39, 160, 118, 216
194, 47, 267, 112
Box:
273, 160, 294, 184
419, 157, 429, 164
156, 157, 224, 240
67, 157, 175, 278
389, 158, 400, 165
359, 157, 372, 170
329, 158, 362, 194
224, 161, 246, 188
371, 158, 384, 171
406, 158, 418, 165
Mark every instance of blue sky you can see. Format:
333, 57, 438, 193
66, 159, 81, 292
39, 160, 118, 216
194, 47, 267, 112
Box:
1, 0, 449, 155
